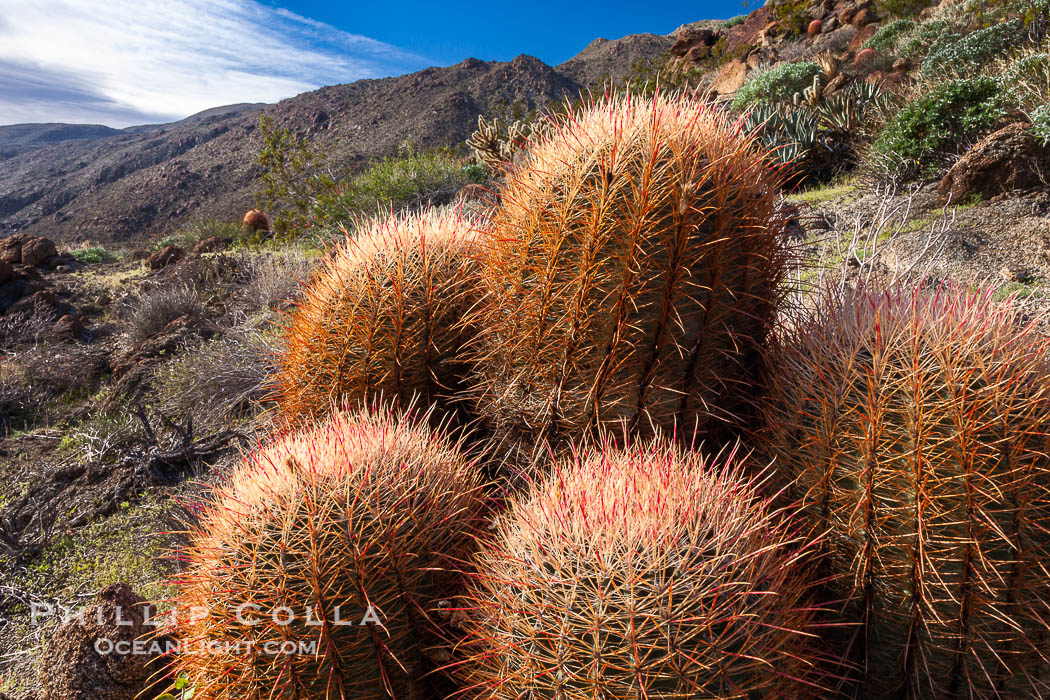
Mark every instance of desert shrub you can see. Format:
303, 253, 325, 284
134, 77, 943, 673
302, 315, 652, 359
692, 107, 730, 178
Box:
152, 321, 277, 430
720, 13, 746, 27
732, 61, 823, 109
123, 284, 202, 348
1004, 52, 1050, 109
69, 246, 117, 264
256, 113, 328, 237
877, 0, 935, 17
896, 20, 953, 58
1031, 104, 1050, 144
863, 19, 916, 53
775, 0, 812, 34
459, 441, 824, 697
237, 246, 315, 311
869, 77, 1006, 177
762, 283, 1050, 696
921, 19, 1025, 76
0, 298, 58, 349
0, 344, 104, 432
168, 406, 483, 697
312, 147, 474, 225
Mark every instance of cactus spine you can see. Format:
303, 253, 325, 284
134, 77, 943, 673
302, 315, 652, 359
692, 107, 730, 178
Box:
762, 284, 1050, 697
274, 209, 479, 423
168, 406, 483, 698
470, 93, 788, 456
458, 441, 824, 698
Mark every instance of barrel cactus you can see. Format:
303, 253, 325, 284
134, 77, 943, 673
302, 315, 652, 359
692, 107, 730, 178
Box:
458, 441, 824, 698
274, 209, 479, 423
168, 406, 484, 698
762, 283, 1050, 697
470, 93, 788, 458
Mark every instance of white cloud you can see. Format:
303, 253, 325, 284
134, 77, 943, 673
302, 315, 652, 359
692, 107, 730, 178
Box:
0, 0, 431, 127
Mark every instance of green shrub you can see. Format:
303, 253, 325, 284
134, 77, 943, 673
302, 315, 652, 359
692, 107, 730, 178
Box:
876, 0, 935, 18
1004, 52, 1050, 109
69, 246, 117, 264
870, 77, 1006, 176
896, 20, 953, 58
720, 14, 746, 28
1031, 104, 1050, 145
775, 0, 812, 34
921, 19, 1025, 76
311, 147, 474, 226
863, 19, 916, 53
732, 61, 823, 110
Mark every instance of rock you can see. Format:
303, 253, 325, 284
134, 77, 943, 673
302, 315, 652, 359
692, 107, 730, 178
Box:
711, 59, 750, 96
724, 5, 773, 54
822, 15, 839, 32
892, 57, 911, 72
852, 8, 875, 26
854, 48, 879, 66
52, 314, 84, 339
38, 583, 172, 700
0, 261, 12, 285
670, 27, 716, 57
808, 19, 823, 37
192, 235, 232, 255
0, 279, 28, 313
7, 289, 55, 317
145, 245, 184, 270
939, 123, 1050, 203
823, 73, 849, 96
838, 6, 858, 25
684, 44, 713, 62
866, 70, 912, 93
21, 237, 58, 267
849, 23, 880, 52
0, 234, 26, 264
243, 209, 270, 234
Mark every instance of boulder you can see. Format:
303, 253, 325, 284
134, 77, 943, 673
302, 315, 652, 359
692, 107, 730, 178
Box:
849, 23, 880, 52
145, 245, 184, 270
670, 27, 717, 57
192, 235, 232, 255
852, 8, 876, 26
711, 59, 750, 96
21, 237, 58, 267
52, 314, 84, 340
724, 5, 773, 54
0, 260, 12, 285
0, 235, 25, 264
38, 583, 172, 700
939, 123, 1050, 202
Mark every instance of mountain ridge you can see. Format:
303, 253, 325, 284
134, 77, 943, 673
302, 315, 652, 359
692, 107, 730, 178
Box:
0, 33, 671, 244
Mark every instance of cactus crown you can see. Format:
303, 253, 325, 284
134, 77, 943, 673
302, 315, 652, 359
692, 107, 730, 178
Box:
274, 208, 479, 423
471, 92, 789, 457
458, 441, 824, 698
763, 283, 1050, 697
169, 405, 484, 698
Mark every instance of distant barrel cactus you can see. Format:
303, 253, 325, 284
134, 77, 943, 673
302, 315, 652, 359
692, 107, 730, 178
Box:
242, 209, 270, 234
274, 209, 479, 423
469, 93, 788, 458
762, 283, 1050, 697
168, 406, 484, 698
458, 441, 824, 698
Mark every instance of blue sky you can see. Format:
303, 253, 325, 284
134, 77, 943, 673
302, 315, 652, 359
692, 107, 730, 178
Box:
0, 0, 746, 128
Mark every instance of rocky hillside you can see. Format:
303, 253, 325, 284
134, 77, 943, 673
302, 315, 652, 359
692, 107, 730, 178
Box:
0, 34, 671, 245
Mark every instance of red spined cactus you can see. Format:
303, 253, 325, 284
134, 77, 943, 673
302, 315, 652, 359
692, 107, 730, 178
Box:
167, 405, 484, 698
457, 441, 826, 698
761, 283, 1050, 697
274, 209, 480, 423
469, 93, 789, 461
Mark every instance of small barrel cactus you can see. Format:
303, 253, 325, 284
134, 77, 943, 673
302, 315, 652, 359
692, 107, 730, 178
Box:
274, 209, 479, 423
458, 441, 824, 698
762, 283, 1050, 697
469, 93, 788, 459
168, 406, 484, 698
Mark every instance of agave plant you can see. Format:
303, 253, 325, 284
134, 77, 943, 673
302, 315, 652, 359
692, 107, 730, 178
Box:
742, 103, 819, 172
